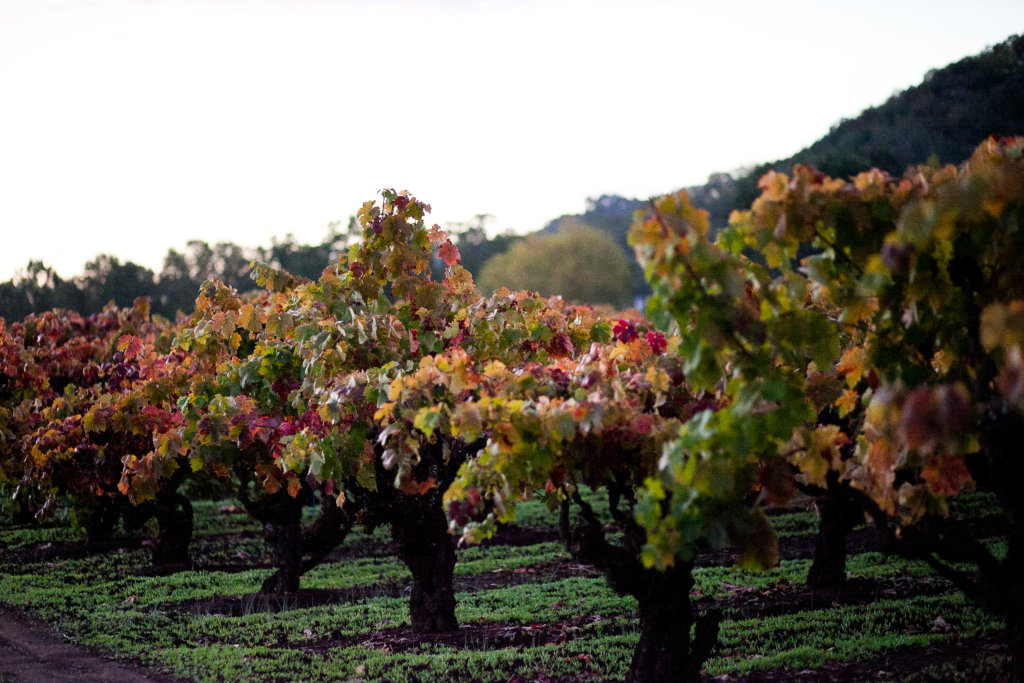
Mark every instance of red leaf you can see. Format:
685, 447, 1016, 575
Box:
117, 335, 144, 360
438, 241, 460, 266
645, 331, 667, 354
632, 413, 654, 435
612, 319, 637, 343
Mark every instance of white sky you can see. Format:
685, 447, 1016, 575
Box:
1, 0, 1022, 281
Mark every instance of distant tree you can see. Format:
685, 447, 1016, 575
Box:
154, 248, 200, 317
258, 224, 348, 282
260, 239, 330, 281
446, 215, 523, 281
0, 283, 26, 322
0, 262, 85, 321
75, 255, 157, 313
155, 240, 256, 317
194, 241, 253, 293
2, 222, 358, 320
544, 195, 650, 299
477, 223, 633, 309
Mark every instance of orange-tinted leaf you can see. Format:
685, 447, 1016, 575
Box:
922, 453, 972, 497
117, 335, 144, 360
398, 477, 439, 495
427, 224, 447, 243
438, 241, 460, 266
836, 389, 859, 418
837, 347, 866, 388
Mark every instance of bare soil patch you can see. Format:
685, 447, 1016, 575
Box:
0, 606, 180, 683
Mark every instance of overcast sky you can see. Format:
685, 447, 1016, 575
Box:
1, 0, 1022, 281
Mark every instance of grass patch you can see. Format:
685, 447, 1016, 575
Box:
0, 494, 1013, 681
707, 593, 1002, 676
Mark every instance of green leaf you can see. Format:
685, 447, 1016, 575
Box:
413, 407, 442, 437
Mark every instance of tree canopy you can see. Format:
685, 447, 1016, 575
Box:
477, 222, 634, 309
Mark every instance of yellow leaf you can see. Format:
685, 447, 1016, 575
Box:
838, 296, 878, 325
238, 303, 258, 332
836, 389, 859, 418
931, 350, 952, 374
836, 347, 866, 388
980, 301, 1024, 351
795, 425, 849, 487
764, 243, 786, 269
853, 168, 888, 199
646, 366, 670, 394
413, 407, 441, 437
484, 360, 507, 378
451, 403, 483, 440
374, 403, 394, 422
758, 171, 790, 202
388, 378, 403, 402
982, 197, 1006, 217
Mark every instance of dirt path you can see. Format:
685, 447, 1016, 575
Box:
0, 607, 182, 683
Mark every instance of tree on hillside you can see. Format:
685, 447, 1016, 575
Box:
155, 240, 257, 317
257, 223, 351, 282
679, 34, 1024, 230
544, 195, 650, 298
445, 214, 523, 281
76, 255, 158, 313
478, 222, 634, 309
0, 262, 85, 321
797, 34, 1024, 176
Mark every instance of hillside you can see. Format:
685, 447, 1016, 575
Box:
541, 33, 1024, 299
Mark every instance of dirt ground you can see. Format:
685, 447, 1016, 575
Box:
0, 607, 179, 683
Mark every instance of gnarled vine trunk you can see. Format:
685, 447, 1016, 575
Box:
259, 493, 353, 594
392, 498, 458, 633
85, 494, 122, 543
563, 492, 721, 682
976, 410, 1024, 682
118, 470, 195, 567
244, 491, 306, 596
151, 488, 194, 566
807, 503, 848, 588
806, 474, 868, 589
629, 563, 721, 683
1004, 533, 1024, 683
262, 515, 302, 595
357, 436, 478, 634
